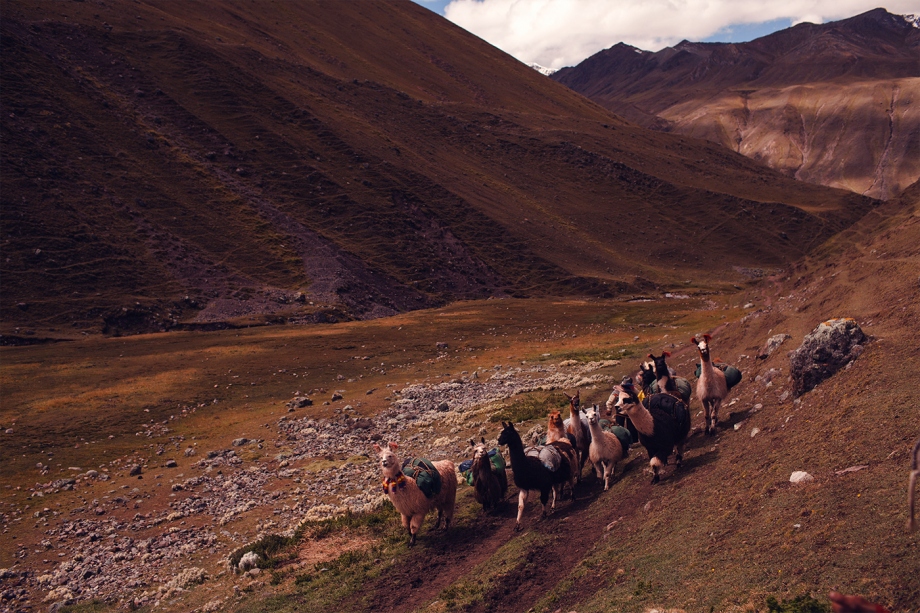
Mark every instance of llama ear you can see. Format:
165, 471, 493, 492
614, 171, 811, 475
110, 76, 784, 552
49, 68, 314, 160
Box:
388, 441, 398, 451
647, 353, 655, 358
481, 436, 486, 444
704, 334, 712, 342
469, 439, 475, 448
373, 443, 382, 453
691, 337, 698, 345
663, 351, 671, 358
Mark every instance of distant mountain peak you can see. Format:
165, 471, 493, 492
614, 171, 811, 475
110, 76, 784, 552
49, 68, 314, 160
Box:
552, 7, 920, 202
528, 62, 557, 76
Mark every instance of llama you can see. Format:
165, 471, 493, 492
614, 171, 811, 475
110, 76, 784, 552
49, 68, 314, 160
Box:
586, 406, 629, 490
564, 390, 592, 476
645, 353, 692, 406
691, 334, 729, 435
545, 410, 570, 445
468, 438, 508, 512
605, 376, 639, 445
497, 421, 577, 530
611, 382, 690, 484
374, 442, 457, 546
908, 437, 920, 532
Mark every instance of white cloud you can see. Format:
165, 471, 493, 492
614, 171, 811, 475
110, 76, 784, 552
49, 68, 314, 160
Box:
443, 0, 920, 68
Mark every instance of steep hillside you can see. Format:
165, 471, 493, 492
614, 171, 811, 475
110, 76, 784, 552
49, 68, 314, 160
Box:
1, 0, 876, 337
554, 8, 920, 201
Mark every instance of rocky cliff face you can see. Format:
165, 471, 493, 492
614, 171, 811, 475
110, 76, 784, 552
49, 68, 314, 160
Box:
554, 9, 920, 200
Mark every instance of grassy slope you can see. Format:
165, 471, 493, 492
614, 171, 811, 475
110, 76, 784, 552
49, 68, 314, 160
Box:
3, 191, 917, 611
221, 185, 918, 612
1, 0, 877, 336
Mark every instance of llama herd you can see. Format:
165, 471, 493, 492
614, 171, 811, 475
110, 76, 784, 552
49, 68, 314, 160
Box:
374, 334, 918, 545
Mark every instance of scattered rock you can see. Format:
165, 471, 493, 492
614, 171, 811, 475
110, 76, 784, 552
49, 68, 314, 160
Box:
436, 401, 449, 412
436, 342, 448, 350
129, 464, 142, 476
331, 392, 343, 401
165, 459, 178, 468
759, 333, 791, 359
790, 471, 814, 484
287, 396, 312, 409
789, 318, 866, 397
232, 438, 249, 447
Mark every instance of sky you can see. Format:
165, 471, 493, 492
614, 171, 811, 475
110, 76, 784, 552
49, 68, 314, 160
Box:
412, 0, 919, 69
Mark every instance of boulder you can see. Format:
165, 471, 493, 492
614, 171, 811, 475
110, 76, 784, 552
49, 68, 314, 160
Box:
287, 396, 312, 409
789, 318, 866, 397
790, 471, 814, 484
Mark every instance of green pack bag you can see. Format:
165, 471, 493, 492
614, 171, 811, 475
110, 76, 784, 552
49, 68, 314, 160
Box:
608, 425, 633, 452
403, 458, 442, 499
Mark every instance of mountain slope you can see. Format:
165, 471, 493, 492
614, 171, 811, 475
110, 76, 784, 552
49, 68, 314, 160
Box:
1, 0, 876, 336
553, 8, 920, 200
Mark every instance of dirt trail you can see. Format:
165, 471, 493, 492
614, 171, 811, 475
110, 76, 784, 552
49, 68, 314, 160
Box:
347, 458, 658, 613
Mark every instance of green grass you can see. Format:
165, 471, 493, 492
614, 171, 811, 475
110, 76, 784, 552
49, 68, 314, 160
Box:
488, 391, 570, 423
766, 594, 831, 613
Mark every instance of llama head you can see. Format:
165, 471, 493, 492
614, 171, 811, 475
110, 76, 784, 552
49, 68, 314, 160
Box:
374, 442, 400, 475
587, 406, 600, 426
637, 362, 656, 387
471, 436, 488, 462
564, 390, 580, 408
497, 421, 518, 447
613, 386, 640, 414
693, 335, 712, 358
648, 352, 672, 378
548, 410, 565, 429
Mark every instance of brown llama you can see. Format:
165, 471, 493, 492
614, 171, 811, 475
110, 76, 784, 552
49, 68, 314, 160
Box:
468, 438, 508, 512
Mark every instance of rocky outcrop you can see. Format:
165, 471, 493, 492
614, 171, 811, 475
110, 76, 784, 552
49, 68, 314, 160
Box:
789, 318, 867, 396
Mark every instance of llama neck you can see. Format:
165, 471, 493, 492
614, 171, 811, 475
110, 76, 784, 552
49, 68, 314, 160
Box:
504, 432, 526, 466
588, 420, 604, 440
625, 403, 654, 436
698, 350, 715, 379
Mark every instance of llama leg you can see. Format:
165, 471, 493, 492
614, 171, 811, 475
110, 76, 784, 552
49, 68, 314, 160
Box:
650, 457, 663, 484
675, 442, 685, 469
408, 513, 424, 546
703, 400, 713, 436
443, 502, 453, 530
908, 469, 918, 532
516, 489, 528, 530
434, 508, 443, 530
603, 462, 612, 491
710, 398, 721, 434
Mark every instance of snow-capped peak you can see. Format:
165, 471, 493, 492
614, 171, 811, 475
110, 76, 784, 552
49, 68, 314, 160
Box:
528, 63, 557, 76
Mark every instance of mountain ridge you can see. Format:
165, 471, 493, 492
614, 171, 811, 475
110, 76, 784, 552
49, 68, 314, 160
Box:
553, 8, 920, 201
1, 0, 877, 336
